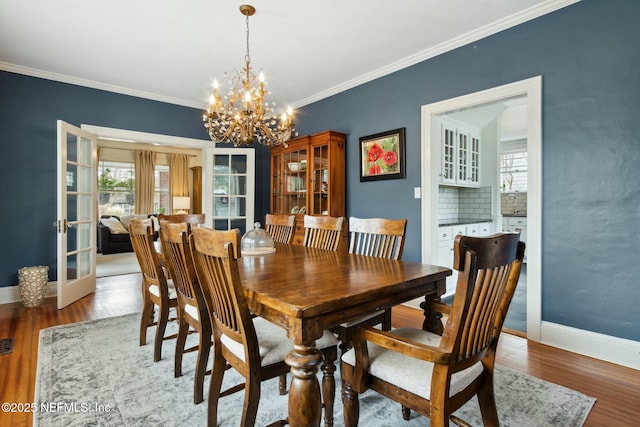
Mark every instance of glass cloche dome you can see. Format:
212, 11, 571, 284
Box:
241, 222, 276, 255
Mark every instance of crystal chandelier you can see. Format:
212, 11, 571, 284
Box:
203, 4, 296, 147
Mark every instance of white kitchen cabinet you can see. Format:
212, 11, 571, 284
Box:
502, 216, 527, 239
439, 117, 481, 187
437, 226, 457, 295
502, 216, 527, 260
437, 222, 493, 295
466, 221, 493, 237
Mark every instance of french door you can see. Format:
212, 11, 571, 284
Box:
205, 147, 255, 235
56, 121, 98, 308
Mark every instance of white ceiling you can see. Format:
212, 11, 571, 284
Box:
0, 0, 576, 111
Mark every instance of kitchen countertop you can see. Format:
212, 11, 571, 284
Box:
439, 218, 493, 227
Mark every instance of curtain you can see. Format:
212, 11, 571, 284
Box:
135, 150, 156, 214
169, 153, 190, 211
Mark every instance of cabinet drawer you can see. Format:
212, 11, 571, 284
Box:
438, 226, 453, 242
468, 222, 492, 237
451, 225, 466, 237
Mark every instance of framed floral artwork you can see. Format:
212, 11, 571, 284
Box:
359, 127, 406, 181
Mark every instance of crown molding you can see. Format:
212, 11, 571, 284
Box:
293, 0, 580, 108
1, 0, 579, 111
0, 61, 207, 110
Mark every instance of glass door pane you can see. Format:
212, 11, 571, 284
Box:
210, 149, 254, 235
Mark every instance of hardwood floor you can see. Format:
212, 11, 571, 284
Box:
1, 273, 639, 426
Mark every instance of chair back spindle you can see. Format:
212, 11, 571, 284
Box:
303, 215, 344, 251
444, 233, 524, 364
265, 213, 296, 244
348, 217, 407, 260
190, 228, 253, 352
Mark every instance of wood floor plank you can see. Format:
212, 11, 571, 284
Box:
0, 274, 638, 426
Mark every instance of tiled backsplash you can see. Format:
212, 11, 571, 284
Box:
500, 192, 527, 216
439, 186, 492, 222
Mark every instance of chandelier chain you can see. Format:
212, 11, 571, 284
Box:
244, 12, 251, 65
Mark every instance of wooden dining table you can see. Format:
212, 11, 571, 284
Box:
237, 243, 451, 427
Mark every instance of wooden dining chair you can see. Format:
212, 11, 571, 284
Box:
332, 217, 408, 353
130, 218, 178, 362
159, 221, 212, 404
302, 214, 344, 251
190, 227, 339, 427
341, 232, 525, 427
158, 213, 206, 226
264, 213, 296, 244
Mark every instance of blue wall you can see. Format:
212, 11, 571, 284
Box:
1, 0, 638, 342
0, 71, 272, 290
293, 0, 640, 341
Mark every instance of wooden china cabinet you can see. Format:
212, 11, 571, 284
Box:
270, 130, 346, 245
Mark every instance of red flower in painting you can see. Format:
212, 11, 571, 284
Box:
368, 163, 382, 175
367, 143, 384, 162
383, 150, 397, 166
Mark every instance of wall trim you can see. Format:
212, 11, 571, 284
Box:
293, 0, 580, 108
0, 61, 204, 110
0, 282, 57, 305
540, 321, 640, 371
1, 1, 580, 111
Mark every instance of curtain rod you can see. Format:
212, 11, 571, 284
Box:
98, 146, 197, 157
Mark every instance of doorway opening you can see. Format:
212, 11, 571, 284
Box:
420, 76, 541, 341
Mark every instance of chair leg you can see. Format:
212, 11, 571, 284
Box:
321, 349, 337, 427
139, 298, 154, 346
154, 303, 169, 362
207, 350, 226, 427
342, 382, 359, 427
477, 375, 500, 427
175, 315, 189, 377
193, 329, 212, 404
278, 374, 287, 395
241, 373, 260, 427
402, 405, 411, 420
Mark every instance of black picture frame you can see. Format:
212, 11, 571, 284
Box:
359, 128, 406, 182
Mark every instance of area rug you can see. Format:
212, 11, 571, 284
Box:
96, 252, 140, 277
35, 313, 595, 426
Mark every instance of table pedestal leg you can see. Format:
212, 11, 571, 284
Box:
285, 342, 323, 427
421, 295, 444, 335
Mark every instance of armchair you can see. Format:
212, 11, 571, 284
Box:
341, 232, 525, 427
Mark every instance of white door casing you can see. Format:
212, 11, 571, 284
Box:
420, 76, 542, 341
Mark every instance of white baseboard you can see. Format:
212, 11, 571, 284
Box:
0, 282, 57, 305
400, 302, 639, 371
540, 321, 640, 371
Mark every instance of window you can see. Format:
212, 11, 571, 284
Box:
98, 161, 134, 216
500, 151, 527, 192
154, 165, 170, 214
98, 161, 170, 215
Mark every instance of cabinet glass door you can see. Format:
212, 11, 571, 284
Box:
283, 148, 307, 215
470, 135, 480, 185
441, 123, 456, 184
311, 144, 329, 215
457, 132, 469, 183
271, 152, 282, 213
